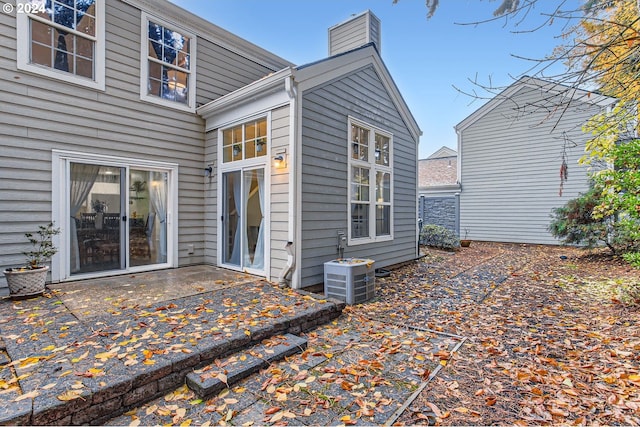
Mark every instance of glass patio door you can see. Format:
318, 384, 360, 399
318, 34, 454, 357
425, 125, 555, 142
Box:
70, 163, 124, 275
129, 169, 168, 267
222, 168, 265, 273
69, 163, 169, 276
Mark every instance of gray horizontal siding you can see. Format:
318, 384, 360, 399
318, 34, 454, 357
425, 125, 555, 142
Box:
269, 106, 291, 281
202, 106, 291, 282
300, 65, 418, 287
459, 84, 601, 245
0, 0, 288, 291
329, 14, 368, 56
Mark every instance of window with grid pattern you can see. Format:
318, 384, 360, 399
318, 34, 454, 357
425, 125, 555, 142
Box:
17, 0, 105, 89
348, 119, 393, 244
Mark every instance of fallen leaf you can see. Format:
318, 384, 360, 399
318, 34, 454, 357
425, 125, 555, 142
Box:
57, 390, 84, 401
217, 373, 228, 385
425, 402, 443, 418
15, 390, 39, 401
265, 406, 281, 415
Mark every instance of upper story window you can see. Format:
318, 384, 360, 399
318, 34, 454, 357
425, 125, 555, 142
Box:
348, 117, 393, 244
141, 13, 196, 112
222, 118, 268, 163
16, 0, 106, 90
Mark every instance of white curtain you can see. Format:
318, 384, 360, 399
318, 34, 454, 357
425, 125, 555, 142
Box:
229, 172, 241, 265
242, 172, 251, 266
149, 172, 167, 263
69, 163, 100, 272
252, 170, 265, 270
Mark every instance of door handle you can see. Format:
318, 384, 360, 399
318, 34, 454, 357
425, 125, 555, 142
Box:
122, 215, 127, 222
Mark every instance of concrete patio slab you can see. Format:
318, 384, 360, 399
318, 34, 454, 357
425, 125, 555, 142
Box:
0, 266, 344, 425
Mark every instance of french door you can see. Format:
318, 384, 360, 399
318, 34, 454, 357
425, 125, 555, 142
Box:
221, 167, 265, 274
55, 152, 175, 281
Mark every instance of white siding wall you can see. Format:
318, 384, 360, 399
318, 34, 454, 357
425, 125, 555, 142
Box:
0, 0, 282, 290
459, 85, 602, 244
300, 65, 418, 287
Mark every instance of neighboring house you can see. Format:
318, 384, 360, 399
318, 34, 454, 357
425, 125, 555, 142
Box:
455, 76, 615, 245
418, 146, 461, 234
0, 3, 421, 293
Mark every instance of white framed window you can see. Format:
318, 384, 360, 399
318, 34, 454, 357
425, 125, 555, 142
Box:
140, 13, 196, 112
348, 117, 393, 245
16, 0, 106, 90
221, 117, 268, 164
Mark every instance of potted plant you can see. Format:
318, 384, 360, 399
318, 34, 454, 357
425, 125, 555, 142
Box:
3, 222, 60, 298
460, 228, 471, 247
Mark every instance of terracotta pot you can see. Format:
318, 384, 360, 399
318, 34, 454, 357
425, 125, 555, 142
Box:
460, 240, 471, 248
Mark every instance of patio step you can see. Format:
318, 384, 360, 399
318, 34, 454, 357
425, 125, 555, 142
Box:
186, 333, 307, 399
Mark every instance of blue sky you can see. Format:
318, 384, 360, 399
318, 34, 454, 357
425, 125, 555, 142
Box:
170, 0, 576, 158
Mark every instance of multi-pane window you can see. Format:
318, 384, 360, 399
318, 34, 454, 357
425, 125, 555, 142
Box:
375, 171, 391, 235
222, 118, 268, 163
348, 119, 393, 243
351, 166, 370, 238
17, 0, 105, 89
146, 20, 191, 105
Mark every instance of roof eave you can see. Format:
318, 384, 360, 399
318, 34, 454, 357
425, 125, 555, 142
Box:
455, 76, 617, 133
295, 44, 422, 142
197, 67, 294, 119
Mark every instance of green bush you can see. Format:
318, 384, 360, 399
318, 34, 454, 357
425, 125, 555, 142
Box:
548, 188, 613, 252
420, 224, 460, 251
549, 187, 639, 256
622, 252, 640, 269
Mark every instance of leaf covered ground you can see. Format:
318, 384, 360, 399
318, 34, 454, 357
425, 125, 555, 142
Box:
108, 242, 639, 426
390, 242, 640, 426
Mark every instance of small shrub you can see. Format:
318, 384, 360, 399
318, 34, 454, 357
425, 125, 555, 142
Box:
23, 222, 60, 269
611, 218, 640, 254
622, 252, 640, 269
420, 224, 460, 251
548, 188, 612, 252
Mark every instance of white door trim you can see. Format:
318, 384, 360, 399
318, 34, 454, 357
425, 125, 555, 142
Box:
51, 150, 179, 282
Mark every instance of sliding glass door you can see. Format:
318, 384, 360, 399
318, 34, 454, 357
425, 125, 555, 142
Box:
68, 162, 170, 276
129, 169, 168, 267
222, 168, 265, 274
70, 163, 124, 275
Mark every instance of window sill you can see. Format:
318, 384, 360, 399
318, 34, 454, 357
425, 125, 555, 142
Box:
17, 62, 105, 91
348, 235, 393, 246
140, 94, 196, 113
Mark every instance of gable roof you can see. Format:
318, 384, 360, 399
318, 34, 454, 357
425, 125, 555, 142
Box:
455, 76, 617, 133
427, 146, 456, 159
295, 43, 421, 141
199, 43, 422, 142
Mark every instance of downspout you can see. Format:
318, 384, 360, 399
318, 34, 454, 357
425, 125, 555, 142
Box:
278, 71, 297, 287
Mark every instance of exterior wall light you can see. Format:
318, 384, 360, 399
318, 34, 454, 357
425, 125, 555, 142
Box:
273, 151, 287, 169
204, 161, 215, 177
